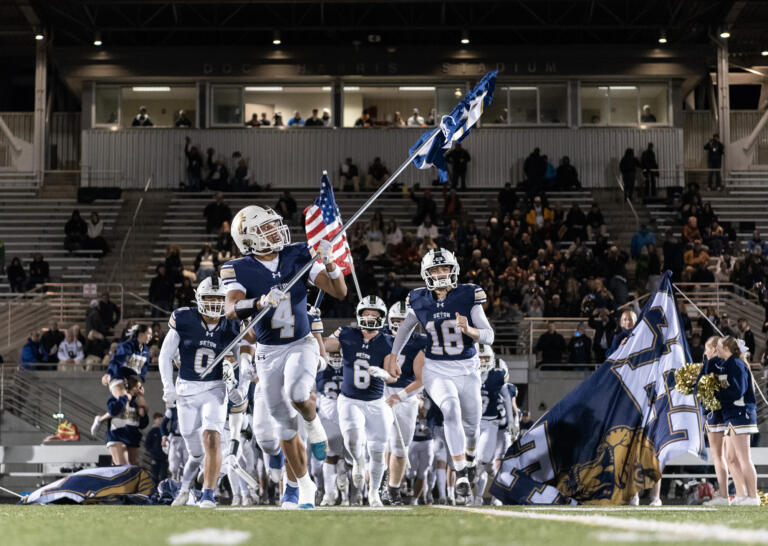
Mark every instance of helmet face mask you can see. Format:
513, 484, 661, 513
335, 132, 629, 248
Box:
477, 343, 495, 372
196, 277, 226, 318
356, 296, 387, 330
328, 352, 343, 369
232, 206, 291, 256
421, 249, 459, 291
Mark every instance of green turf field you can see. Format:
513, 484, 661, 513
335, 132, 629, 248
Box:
2, 505, 768, 546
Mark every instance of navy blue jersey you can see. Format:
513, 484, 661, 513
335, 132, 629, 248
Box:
107, 338, 150, 382
316, 366, 344, 400
481, 369, 507, 420
337, 326, 393, 401
413, 411, 433, 442
390, 332, 427, 389
716, 355, 757, 418
407, 284, 486, 361
169, 307, 241, 382
221, 243, 316, 345
425, 394, 444, 429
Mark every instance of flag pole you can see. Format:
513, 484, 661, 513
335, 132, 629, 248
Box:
201, 136, 436, 377
348, 260, 364, 302
672, 282, 768, 407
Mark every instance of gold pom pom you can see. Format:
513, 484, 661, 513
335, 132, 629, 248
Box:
674, 363, 702, 396
759, 491, 768, 506
696, 373, 722, 411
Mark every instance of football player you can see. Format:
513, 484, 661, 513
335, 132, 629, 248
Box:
324, 296, 396, 507
385, 248, 494, 505
383, 301, 426, 505
222, 205, 347, 509
408, 393, 434, 504
159, 276, 241, 508
474, 344, 513, 504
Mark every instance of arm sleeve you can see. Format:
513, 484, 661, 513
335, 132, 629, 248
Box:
501, 384, 514, 425
470, 304, 494, 345
391, 310, 419, 356
159, 328, 181, 392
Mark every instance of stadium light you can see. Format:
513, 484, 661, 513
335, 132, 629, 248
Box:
93, 31, 102, 46
132, 86, 171, 92
399, 86, 436, 91
245, 86, 283, 92
658, 31, 667, 44
460, 29, 470, 45
762, 50, 768, 56
720, 28, 731, 39
34, 29, 44, 41
272, 30, 282, 45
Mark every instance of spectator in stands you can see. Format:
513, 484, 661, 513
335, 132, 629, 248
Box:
442, 189, 463, 223
259, 112, 270, 126
640, 105, 657, 123
338, 158, 360, 192
535, 321, 566, 365
322, 109, 332, 127
589, 308, 617, 362
382, 272, 408, 306
719, 313, 737, 338
691, 260, 715, 283
640, 142, 658, 198
132, 106, 153, 127
164, 245, 195, 284
275, 190, 298, 225
411, 186, 437, 226
608, 310, 637, 355
704, 133, 725, 190
41, 320, 65, 364
366, 157, 390, 189
194, 243, 218, 282
568, 323, 593, 365
564, 204, 587, 241
21, 330, 47, 370
445, 143, 471, 191
205, 152, 229, 192
64, 209, 88, 252
98, 292, 121, 332
748, 230, 768, 256
391, 111, 405, 127
273, 112, 284, 126
85, 212, 110, 255
630, 224, 656, 260
204, 192, 233, 234
305, 109, 324, 126
619, 148, 640, 202
556, 156, 581, 190
683, 240, 710, 280
390, 232, 420, 271
739, 318, 756, 359
416, 216, 438, 241
175, 110, 192, 128
149, 264, 175, 317
604, 245, 630, 305
689, 333, 704, 362
586, 204, 607, 240
682, 216, 702, 245
232, 158, 251, 191
384, 219, 403, 251
216, 222, 235, 263
662, 229, 685, 281
544, 294, 566, 317
495, 108, 509, 124
355, 109, 372, 127
407, 108, 425, 126
85, 299, 110, 360
184, 137, 203, 192
26, 253, 49, 290
176, 277, 196, 308
57, 326, 85, 372
364, 213, 386, 260
523, 148, 546, 194
287, 111, 304, 126
498, 182, 517, 220
426, 108, 437, 126
246, 113, 260, 127
526, 196, 554, 229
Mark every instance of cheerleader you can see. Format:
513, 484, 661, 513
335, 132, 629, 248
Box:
716, 336, 759, 506
701, 336, 730, 505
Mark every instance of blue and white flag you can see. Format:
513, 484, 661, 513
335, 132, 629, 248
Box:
491, 271, 704, 505
409, 70, 497, 181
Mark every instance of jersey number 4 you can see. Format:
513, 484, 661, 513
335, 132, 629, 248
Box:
271, 293, 295, 338
425, 320, 464, 356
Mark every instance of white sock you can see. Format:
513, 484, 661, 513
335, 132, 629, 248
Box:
297, 471, 315, 491
436, 468, 447, 499
476, 471, 489, 499
323, 462, 337, 496
447, 485, 455, 501
286, 478, 298, 488
369, 451, 386, 494
181, 455, 202, 489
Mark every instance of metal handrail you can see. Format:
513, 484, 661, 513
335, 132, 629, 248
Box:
40, 282, 125, 323
109, 176, 152, 285
614, 173, 640, 229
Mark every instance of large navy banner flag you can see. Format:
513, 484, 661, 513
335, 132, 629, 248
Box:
491, 271, 704, 505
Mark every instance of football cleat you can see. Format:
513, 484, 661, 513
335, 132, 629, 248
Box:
649, 497, 662, 507
351, 460, 365, 489
231, 494, 241, 506
281, 484, 299, 509
703, 496, 731, 506
172, 489, 190, 507
369, 490, 383, 507
199, 489, 217, 508
455, 469, 471, 505
628, 493, 640, 506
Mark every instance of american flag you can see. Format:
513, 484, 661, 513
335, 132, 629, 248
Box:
304, 172, 353, 276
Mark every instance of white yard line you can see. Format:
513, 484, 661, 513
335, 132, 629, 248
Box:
522, 506, 716, 512
167, 528, 252, 545
437, 506, 768, 544
216, 506, 412, 511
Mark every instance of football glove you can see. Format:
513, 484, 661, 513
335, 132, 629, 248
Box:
259, 287, 287, 310
316, 239, 334, 265
162, 387, 177, 405
368, 366, 395, 383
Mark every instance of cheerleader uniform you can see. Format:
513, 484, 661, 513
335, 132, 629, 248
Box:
105, 394, 148, 448
701, 356, 726, 433
716, 355, 758, 436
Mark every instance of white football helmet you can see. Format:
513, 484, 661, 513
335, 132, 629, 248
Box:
196, 276, 226, 318
231, 205, 290, 256
478, 343, 495, 372
356, 295, 387, 330
387, 301, 409, 334
327, 351, 342, 369
421, 248, 459, 291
